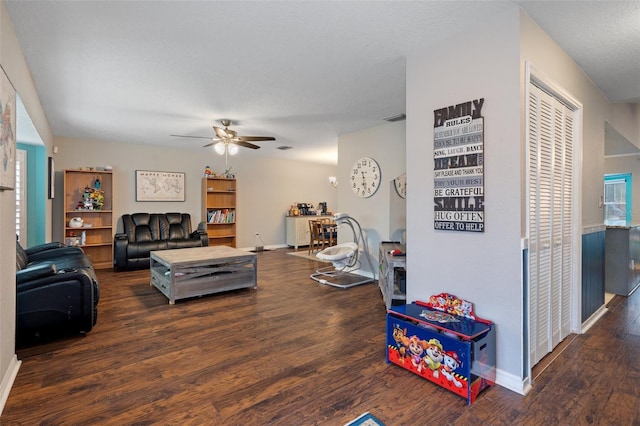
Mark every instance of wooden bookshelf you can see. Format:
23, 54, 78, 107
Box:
63, 169, 113, 269
202, 177, 236, 247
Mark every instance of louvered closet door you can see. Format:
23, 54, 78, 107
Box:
528, 83, 574, 366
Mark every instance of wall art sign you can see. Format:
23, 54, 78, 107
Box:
433, 98, 485, 232
0, 66, 16, 191
135, 170, 185, 202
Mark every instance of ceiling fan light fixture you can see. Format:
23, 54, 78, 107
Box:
228, 144, 239, 155
214, 142, 226, 155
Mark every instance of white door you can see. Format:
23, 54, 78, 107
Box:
527, 83, 575, 366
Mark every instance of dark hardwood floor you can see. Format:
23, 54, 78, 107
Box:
3, 248, 639, 425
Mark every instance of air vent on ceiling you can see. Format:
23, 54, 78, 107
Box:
383, 113, 406, 122
277, 146, 293, 150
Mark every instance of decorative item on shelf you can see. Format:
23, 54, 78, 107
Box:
223, 167, 235, 179
318, 202, 327, 215
94, 176, 101, 190
80, 185, 105, 210
65, 236, 80, 246
297, 202, 314, 216
204, 165, 213, 177
69, 217, 84, 228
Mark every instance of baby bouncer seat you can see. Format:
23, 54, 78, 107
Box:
310, 214, 374, 289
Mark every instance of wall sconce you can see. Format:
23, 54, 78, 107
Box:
329, 176, 338, 189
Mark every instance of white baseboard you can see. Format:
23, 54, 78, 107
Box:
581, 304, 608, 333
239, 244, 288, 252
0, 355, 21, 415
495, 368, 528, 395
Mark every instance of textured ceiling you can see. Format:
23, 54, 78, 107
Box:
6, 1, 640, 164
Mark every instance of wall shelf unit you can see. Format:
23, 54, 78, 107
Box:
63, 169, 113, 269
202, 177, 236, 247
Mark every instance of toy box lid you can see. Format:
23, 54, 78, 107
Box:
387, 293, 492, 340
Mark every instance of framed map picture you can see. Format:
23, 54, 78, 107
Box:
0, 66, 16, 191
135, 170, 185, 201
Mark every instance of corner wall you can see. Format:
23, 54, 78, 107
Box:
405, 4, 621, 395
337, 121, 406, 277
406, 6, 524, 390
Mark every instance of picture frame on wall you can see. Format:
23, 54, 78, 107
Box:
135, 170, 185, 202
48, 156, 55, 199
0, 65, 16, 191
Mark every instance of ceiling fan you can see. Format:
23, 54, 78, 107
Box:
171, 119, 275, 151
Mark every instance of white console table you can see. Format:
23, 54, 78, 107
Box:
285, 215, 333, 249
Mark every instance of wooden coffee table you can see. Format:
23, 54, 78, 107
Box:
150, 246, 257, 304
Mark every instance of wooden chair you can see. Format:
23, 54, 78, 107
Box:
316, 218, 338, 249
308, 219, 322, 254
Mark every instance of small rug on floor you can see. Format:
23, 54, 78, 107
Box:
286, 250, 331, 263
344, 412, 385, 426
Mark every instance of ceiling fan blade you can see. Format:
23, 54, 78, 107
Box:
170, 134, 214, 140
233, 141, 261, 150
237, 136, 276, 142
181, 121, 274, 150
213, 126, 231, 139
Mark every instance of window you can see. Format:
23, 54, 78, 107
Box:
604, 173, 632, 223
15, 149, 27, 243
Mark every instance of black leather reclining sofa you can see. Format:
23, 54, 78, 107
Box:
16, 239, 99, 342
114, 212, 209, 270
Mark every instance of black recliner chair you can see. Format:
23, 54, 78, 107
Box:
114, 212, 209, 270
16, 239, 99, 342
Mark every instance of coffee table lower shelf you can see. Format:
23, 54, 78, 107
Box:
150, 246, 257, 304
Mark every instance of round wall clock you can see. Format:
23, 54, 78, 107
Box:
394, 173, 406, 199
350, 157, 381, 198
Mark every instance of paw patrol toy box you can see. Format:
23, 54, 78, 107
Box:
386, 293, 496, 405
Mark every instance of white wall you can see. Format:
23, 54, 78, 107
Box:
407, 6, 524, 388
519, 10, 612, 230
337, 121, 406, 276
406, 5, 624, 395
611, 103, 640, 149
52, 137, 337, 249
604, 105, 640, 222
0, 0, 55, 413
